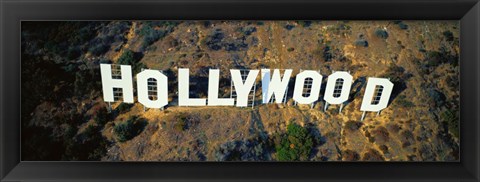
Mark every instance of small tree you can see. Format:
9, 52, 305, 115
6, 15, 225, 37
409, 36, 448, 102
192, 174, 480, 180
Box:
113, 116, 147, 142
374, 28, 389, 39
275, 123, 314, 161
117, 50, 135, 65
116, 103, 133, 114
93, 106, 109, 125
114, 118, 134, 142
442, 109, 459, 138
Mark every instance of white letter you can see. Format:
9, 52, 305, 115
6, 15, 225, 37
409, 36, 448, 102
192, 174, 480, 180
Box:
178, 68, 206, 106
360, 77, 394, 112
137, 70, 168, 108
324, 71, 353, 104
292, 70, 322, 104
100, 64, 134, 103
208, 69, 234, 106
231, 69, 259, 107
261, 69, 292, 104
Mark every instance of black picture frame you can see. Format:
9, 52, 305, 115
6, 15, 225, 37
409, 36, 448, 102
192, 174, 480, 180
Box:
1, 0, 479, 181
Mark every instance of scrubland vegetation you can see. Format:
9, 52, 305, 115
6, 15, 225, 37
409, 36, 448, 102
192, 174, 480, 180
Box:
21, 20, 459, 161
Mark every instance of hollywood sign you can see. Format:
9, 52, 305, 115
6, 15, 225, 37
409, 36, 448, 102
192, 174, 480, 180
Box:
100, 64, 393, 115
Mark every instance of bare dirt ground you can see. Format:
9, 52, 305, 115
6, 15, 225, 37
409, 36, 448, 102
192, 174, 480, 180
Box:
21, 20, 459, 161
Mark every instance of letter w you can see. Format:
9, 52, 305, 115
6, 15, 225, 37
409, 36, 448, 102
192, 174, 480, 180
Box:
261, 69, 292, 104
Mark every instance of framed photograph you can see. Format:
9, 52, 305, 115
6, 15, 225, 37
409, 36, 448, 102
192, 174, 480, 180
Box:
1, 0, 479, 181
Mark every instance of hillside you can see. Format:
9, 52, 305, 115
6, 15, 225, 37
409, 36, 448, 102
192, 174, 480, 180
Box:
21, 20, 459, 161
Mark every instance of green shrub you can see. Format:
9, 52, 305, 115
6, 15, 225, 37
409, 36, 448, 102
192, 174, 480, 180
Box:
93, 106, 109, 125
442, 109, 459, 138
354, 40, 368, 47
117, 50, 135, 65
374, 28, 389, 39
396, 95, 415, 107
89, 44, 109, 56
139, 21, 177, 50
173, 113, 188, 132
275, 123, 314, 161
284, 24, 295, 30
113, 116, 147, 142
117, 50, 146, 74
296, 21, 312, 27
397, 22, 408, 30
443, 30, 454, 42
116, 103, 133, 114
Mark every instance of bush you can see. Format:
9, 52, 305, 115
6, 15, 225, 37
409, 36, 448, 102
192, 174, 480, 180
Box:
284, 24, 295, 30
398, 22, 408, 30
400, 130, 415, 148
345, 121, 363, 132
374, 28, 389, 39
354, 39, 368, 47
117, 50, 135, 65
422, 49, 459, 70
173, 114, 188, 132
362, 148, 385, 161
442, 109, 459, 138
240, 26, 257, 36
418, 143, 436, 161
172, 113, 201, 132
396, 95, 415, 107
393, 21, 409, 30
342, 149, 360, 161
204, 29, 248, 51
113, 116, 147, 142
297, 21, 312, 27
215, 135, 271, 161
93, 106, 109, 125
116, 103, 133, 114
205, 30, 224, 51
443, 31, 454, 42
89, 44, 109, 56
67, 47, 81, 60
275, 123, 314, 161
379, 145, 389, 154
372, 126, 390, 143
74, 72, 87, 96
139, 21, 177, 50
428, 89, 446, 107
323, 45, 333, 61
386, 123, 401, 133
